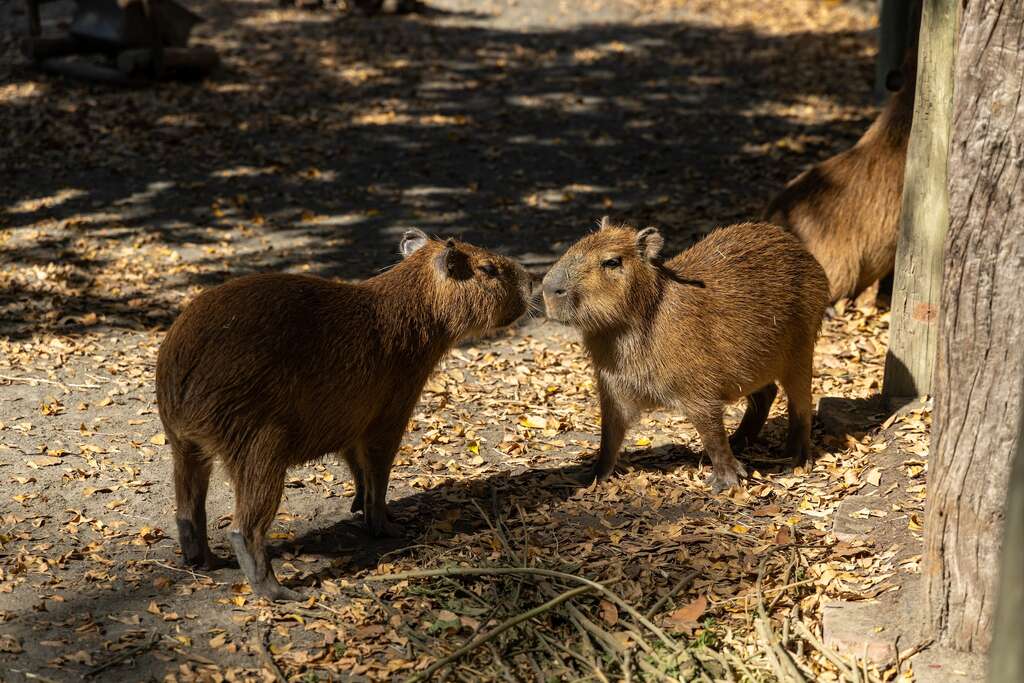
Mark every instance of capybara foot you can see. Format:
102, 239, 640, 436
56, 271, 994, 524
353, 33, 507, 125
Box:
350, 490, 364, 513
366, 511, 404, 538
196, 553, 237, 571
229, 530, 293, 601
569, 466, 600, 488
787, 441, 813, 468
177, 518, 234, 570
709, 460, 747, 493
254, 581, 301, 602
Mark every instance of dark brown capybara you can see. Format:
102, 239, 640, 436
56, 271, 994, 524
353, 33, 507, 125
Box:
765, 47, 918, 304
156, 229, 532, 600
542, 218, 829, 491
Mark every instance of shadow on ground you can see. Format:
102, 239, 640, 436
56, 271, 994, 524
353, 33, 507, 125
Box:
1, 0, 875, 340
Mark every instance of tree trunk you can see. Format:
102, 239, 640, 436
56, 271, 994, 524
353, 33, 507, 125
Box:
924, 0, 1024, 654
990, 419, 1024, 681
881, 0, 955, 404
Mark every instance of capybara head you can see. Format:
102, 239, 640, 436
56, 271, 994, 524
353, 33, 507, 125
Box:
542, 217, 664, 332
400, 228, 533, 336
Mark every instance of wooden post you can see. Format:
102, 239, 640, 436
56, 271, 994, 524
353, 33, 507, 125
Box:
25, 0, 41, 36
875, 0, 910, 100
881, 0, 956, 405
924, 0, 1024, 653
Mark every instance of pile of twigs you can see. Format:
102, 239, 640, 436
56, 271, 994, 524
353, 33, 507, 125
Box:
337, 501, 893, 682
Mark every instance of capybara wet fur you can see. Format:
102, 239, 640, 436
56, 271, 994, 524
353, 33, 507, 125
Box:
765, 47, 917, 303
156, 230, 532, 600
543, 218, 829, 491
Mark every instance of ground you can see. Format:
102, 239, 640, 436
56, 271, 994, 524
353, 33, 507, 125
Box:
0, 0, 935, 681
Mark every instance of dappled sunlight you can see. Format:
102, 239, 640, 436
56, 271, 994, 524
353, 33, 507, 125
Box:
5, 188, 88, 215
0, 0, 931, 679
0, 80, 48, 104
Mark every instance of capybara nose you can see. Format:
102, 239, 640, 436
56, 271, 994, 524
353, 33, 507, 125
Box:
543, 283, 567, 298
541, 269, 568, 298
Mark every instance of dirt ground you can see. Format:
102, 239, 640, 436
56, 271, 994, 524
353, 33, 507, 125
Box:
1, 0, 932, 681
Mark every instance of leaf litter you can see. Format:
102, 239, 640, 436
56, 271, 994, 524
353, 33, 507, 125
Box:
0, 0, 930, 680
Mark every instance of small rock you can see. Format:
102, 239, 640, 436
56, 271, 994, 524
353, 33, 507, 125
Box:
821, 600, 898, 664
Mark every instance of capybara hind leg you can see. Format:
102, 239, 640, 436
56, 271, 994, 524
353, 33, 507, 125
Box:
781, 353, 814, 467
340, 448, 366, 514
579, 383, 636, 486
358, 425, 406, 538
229, 466, 297, 601
729, 383, 778, 453
172, 437, 232, 570
691, 405, 747, 492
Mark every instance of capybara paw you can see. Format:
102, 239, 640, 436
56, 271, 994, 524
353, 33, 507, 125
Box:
368, 516, 405, 539
197, 554, 237, 571
256, 583, 301, 602
570, 467, 598, 488
350, 493, 365, 514
709, 461, 747, 493
788, 444, 813, 468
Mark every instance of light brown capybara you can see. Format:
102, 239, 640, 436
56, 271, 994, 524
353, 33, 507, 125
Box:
765, 48, 918, 304
542, 218, 829, 491
156, 229, 532, 600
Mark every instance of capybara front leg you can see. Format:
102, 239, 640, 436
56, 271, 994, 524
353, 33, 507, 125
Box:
729, 383, 778, 453
229, 466, 297, 601
578, 384, 635, 486
691, 405, 747, 492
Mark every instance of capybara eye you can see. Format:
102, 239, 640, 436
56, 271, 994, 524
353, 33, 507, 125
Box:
601, 257, 622, 269
479, 263, 499, 277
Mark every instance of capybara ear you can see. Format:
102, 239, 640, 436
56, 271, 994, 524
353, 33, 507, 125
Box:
435, 238, 472, 280
636, 227, 664, 260
885, 68, 904, 92
400, 228, 430, 257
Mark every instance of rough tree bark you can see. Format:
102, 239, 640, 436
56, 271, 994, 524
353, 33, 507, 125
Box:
990, 418, 1024, 681
881, 0, 955, 404
924, 0, 1024, 654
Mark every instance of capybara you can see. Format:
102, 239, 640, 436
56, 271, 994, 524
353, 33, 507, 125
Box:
765, 48, 917, 303
542, 218, 829, 491
156, 230, 532, 600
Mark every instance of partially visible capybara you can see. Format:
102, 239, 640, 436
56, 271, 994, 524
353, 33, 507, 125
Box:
156, 230, 532, 600
542, 218, 829, 491
765, 47, 918, 304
